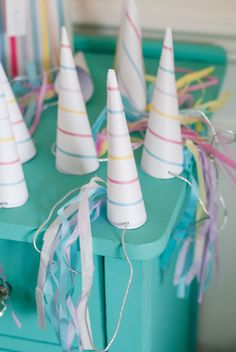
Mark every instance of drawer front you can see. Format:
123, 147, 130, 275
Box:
0, 240, 106, 351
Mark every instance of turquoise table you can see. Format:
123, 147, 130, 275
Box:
0, 35, 226, 352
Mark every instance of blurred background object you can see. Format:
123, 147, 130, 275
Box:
0, 0, 71, 77
72, 0, 235, 53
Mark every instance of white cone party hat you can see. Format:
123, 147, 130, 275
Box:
0, 64, 36, 164
107, 69, 147, 229
0, 80, 28, 208
141, 28, 183, 179
56, 27, 99, 175
115, 0, 146, 112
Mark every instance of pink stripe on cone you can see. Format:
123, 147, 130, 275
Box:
148, 127, 182, 145
58, 126, 92, 138
0, 158, 20, 166
125, 10, 142, 47
108, 176, 138, 185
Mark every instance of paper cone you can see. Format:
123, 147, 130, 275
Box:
56, 27, 99, 175
107, 69, 146, 229
141, 28, 183, 179
54, 52, 94, 103
0, 64, 36, 164
115, 0, 146, 112
0, 81, 28, 208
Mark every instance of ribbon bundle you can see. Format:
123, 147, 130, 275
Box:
35, 178, 106, 350
159, 112, 236, 301
12, 67, 57, 136
173, 147, 220, 302
160, 139, 223, 302
35, 178, 134, 351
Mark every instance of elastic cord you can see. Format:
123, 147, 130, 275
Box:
83, 223, 133, 352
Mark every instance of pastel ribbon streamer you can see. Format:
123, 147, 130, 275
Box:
36, 178, 107, 351
11, 68, 57, 136
29, 70, 48, 135
160, 149, 198, 270
77, 179, 103, 351
161, 120, 236, 302
173, 151, 220, 302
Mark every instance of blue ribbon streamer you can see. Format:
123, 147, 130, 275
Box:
160, 149, 198, 271
43, 185, 107, 351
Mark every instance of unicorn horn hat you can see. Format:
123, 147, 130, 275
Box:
141, 28, 183, 179
0, 80, 28, 208
107, 69, 147, 229
115, 0, 146, 112
56, 27, 99, 175
0, 63, 36, 164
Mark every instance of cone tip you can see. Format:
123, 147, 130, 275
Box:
125, 0, 136, 11
164, 27, 173, 48
107, 69, 119, 90
61, 26, 70, 46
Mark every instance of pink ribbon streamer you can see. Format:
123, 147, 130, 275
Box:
29, 71, 48, 135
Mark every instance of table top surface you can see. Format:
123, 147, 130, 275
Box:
0, 36, 226, 260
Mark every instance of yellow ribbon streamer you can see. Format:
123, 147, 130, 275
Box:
194, 92, 231, 112
176, 67, 215, 90
40, 0, 50, 73
145, 66, 215, 90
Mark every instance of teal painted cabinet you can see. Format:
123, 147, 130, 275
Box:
0, 241, 106, 351
104, 255, 197, 352
0, 101, 195, 351
0, 242, 197, 352
0, 36, 226, 351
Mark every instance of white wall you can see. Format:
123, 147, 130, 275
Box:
72, 0, 236, 36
